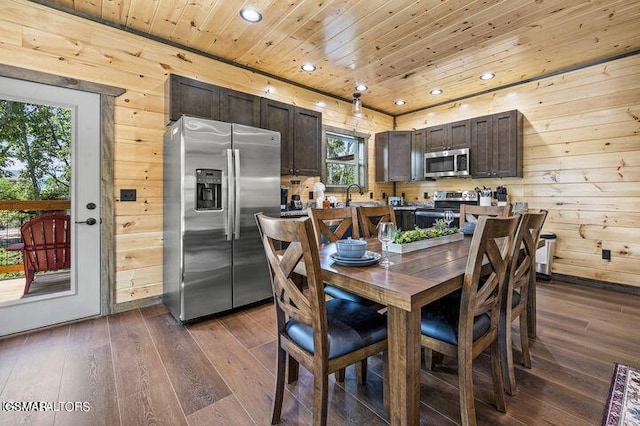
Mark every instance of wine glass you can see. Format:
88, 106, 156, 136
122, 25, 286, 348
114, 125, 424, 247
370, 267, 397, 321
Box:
444, 210, 454, 229
377, 221, 395, 268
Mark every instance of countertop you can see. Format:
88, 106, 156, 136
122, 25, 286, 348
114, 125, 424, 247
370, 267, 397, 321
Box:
280, 201, 434, 217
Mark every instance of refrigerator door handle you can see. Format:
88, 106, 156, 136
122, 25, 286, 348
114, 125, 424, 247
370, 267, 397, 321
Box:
233, 148, 241, 240
226, 149, 234, 241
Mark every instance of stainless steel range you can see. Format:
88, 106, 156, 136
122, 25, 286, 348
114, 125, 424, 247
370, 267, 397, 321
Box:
416, 190, 478, 229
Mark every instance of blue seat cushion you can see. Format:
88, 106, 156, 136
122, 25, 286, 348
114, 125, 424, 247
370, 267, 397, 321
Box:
420, 291, 491, 346
285, 299, 387, 359
324, 285, 377, 307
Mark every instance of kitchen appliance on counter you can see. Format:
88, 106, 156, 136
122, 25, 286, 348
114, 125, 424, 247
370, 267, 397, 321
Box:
290, 194, 303, 210
281, 186, 288, 211
163, 116, 280, 322
424, 148, 470, 178
388, 196, 404, 207
415, 190, 478, 228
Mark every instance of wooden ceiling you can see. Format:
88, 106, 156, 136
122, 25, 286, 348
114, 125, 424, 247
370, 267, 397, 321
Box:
33, 0, 640, 115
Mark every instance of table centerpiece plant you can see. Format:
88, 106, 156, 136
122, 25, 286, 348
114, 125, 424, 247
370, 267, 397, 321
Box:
387, 219, 463, 254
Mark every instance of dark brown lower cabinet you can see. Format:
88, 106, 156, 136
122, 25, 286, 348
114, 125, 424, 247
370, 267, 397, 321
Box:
395, 210, 416, 231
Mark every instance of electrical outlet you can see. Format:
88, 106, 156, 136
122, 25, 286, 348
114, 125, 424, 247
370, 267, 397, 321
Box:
423, 192, 428, 199
309, 191, 314, 200
602, 249, 611, 261
369, 192, 373, 199
120, 189, 137, 201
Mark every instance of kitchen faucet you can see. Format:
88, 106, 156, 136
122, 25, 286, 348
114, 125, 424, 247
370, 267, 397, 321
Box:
345, 183, 364, 207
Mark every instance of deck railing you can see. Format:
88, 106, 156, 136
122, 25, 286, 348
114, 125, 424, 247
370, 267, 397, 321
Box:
0, 200, 71, 275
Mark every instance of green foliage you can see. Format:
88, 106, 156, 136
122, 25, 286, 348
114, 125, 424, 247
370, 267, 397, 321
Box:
0, 100, 71, 200
392, 225, 460, 244
325, 133, 359, 186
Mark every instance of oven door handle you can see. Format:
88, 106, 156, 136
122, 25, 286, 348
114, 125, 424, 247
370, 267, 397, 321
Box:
416, 211, 460, 218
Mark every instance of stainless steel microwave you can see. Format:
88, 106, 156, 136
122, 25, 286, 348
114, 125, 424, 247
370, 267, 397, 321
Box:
424, 148, 470, 178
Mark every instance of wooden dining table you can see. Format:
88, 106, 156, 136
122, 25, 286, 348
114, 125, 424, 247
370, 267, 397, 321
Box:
316, 236, 477, 426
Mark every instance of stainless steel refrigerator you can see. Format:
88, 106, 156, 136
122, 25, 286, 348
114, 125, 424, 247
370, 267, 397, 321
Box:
163, 116, 280, 322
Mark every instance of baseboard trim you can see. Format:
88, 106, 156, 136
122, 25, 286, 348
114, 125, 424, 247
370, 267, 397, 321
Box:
113, 295, 163, 313
553, 273, 640, 296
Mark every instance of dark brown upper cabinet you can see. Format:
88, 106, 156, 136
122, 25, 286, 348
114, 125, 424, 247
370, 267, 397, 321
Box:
411, 128, 426, 182
470, 110, 523, 178
219, 88, 261, 127
165, 74, 219, 124
165, 75, 260, 127
261, 99, 322, 176
375, 131, 412, 182
425, 120, 470, 152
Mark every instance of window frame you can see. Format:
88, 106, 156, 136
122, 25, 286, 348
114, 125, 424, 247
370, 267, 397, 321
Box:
321, 125, 369, 192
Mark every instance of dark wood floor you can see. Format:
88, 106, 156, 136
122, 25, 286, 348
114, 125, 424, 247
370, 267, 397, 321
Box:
1, 278, 639, 425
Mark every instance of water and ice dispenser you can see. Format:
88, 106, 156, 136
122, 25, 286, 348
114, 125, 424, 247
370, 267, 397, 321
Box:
195, 169, 222, 210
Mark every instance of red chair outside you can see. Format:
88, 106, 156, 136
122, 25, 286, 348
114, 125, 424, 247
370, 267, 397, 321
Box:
8, 213, 71, 295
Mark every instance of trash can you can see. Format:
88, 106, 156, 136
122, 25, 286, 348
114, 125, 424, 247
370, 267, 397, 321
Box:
535, 232, 556, 280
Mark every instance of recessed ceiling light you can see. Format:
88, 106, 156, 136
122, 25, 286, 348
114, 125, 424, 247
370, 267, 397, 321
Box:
315, 101, 326, 107
394, 100, 406, 106
429, 88, 443, 95
480, 72, 495, 80
239, 8, 262, 23
301, 63, 316, 72
355, 84, 368, 91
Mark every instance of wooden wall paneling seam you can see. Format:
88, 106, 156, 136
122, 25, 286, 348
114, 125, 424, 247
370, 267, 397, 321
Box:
116, 265, 163, 290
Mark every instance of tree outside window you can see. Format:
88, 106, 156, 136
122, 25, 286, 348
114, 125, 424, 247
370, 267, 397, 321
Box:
322, 126, 368, 191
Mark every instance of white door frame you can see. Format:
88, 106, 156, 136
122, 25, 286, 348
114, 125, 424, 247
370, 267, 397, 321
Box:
0, 76, 101, 335
0, 67, 123, 336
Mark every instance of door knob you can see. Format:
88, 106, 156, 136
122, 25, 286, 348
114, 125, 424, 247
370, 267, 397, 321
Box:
76, 217, 98, 225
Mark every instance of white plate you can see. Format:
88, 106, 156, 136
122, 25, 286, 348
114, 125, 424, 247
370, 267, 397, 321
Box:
332, 250, 377, 262
329, 251, 381, 266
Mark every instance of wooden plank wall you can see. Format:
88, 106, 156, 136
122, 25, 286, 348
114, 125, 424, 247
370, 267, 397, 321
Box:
0, 0, 393, 305
396, 54, 640, 288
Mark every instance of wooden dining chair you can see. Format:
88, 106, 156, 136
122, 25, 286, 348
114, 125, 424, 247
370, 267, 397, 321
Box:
357, 205, 396, 238
501, 210, 547, 396
308, 207, 383, 383
459, 204, 511, 230
420, 215, 521, 426
255, 214, 388, 426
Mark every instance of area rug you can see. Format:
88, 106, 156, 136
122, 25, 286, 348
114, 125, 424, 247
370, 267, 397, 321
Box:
602, 363, 640, 426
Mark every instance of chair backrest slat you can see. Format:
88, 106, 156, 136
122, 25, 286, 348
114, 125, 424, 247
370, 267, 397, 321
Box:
459, 204, 511, 230
508, 211, 548, 299
308, 207, 360, 246
357, 205, 397, 237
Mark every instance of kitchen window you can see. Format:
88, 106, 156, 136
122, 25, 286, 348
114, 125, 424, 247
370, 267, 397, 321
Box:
322, 126, 369, 191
